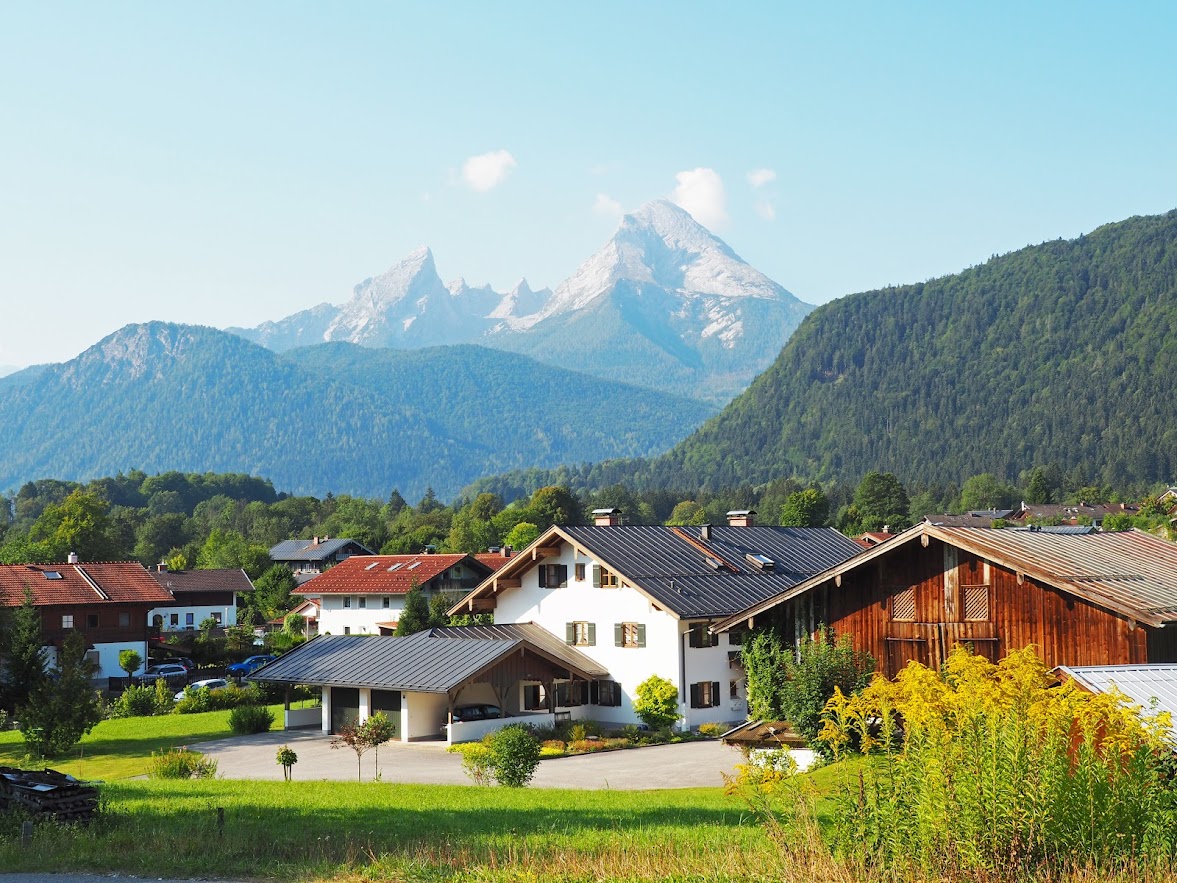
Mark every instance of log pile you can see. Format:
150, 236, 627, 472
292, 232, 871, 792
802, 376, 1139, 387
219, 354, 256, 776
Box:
0, 766, 99, 823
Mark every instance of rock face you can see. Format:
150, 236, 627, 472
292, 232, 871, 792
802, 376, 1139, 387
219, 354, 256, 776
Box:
229, 200, 812, 403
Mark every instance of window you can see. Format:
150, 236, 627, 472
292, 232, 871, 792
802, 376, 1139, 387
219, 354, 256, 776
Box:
358, 596, 367, 608
170, 613, 179, 627
730, 679, 740, 700
963, 583, 991, 621
574, 563, 586, 582
538, 564, 568, 588
84, 650, 100, 668
523, 684, 547, 710
555, 680, 586, 707
615, 622, 645, 648
118, 612, 131, 628
727, 627, 747, 646
211, 611, 223, 624
343, 626, 351, 635
382, 596, 390, 608
689, 681, 721, 708
185, 613, 194, 626
86, 613, 100, 629
565, 621, 596, 646
891, 586, 916, 621
61, 614, 74, 629
592, 565, 619, 588
688, 622, 719, 648
343, 597, 352, 608
591, 679, 622, 707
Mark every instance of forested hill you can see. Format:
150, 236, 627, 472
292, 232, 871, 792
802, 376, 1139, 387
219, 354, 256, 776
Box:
0, 323, 713, 499
652, 209, 1177, 490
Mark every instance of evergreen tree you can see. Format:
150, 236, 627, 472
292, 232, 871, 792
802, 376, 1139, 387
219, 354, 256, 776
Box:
20, 629, 102, 757
394, 581, 431, 636
1, 588, 46, 712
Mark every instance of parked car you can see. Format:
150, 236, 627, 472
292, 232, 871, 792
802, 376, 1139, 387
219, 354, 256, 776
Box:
174, 678, 229, 701
441, 703, 509, 736
141, 663, 188, 683
226, 655, 276, 676
171, 657, 198, 672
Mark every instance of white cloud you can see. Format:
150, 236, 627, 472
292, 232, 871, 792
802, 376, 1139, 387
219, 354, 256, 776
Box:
461, 149, 517, 192
747, 168, 777, 188
593, 193, 623, 218
670, 167, 728, 229
754, 199, 777, 221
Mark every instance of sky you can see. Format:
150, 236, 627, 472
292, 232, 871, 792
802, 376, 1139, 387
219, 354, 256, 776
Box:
2, 2, 1176, 367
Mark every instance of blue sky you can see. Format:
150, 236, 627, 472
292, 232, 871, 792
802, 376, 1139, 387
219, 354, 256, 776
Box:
2, 2, 1175, 367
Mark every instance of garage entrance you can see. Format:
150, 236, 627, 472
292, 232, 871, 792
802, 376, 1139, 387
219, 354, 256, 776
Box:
371, 689, 402, 738
330, 687, 359, 733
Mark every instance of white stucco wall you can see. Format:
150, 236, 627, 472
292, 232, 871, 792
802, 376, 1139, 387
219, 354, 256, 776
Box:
148, 603, 237, 631
404, 692, 448, 740
492, 543, 685, 727
318, 594, 407, 635
86, 639, 149, 681
679, 622, 747, 728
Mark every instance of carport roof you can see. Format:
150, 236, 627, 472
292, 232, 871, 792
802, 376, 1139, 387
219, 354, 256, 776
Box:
250, 626, 604, 693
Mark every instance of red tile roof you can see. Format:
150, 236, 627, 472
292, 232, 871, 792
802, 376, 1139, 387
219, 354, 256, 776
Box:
0, 562, 175, 607
473, 553, 514, 572
302, 554, 486, 595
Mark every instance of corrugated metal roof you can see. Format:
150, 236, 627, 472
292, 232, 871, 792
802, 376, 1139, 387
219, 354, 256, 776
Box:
269, 538, 376, 562
1058, 664, 1177, 737
556, 525, 864, 618
423, 622, 608, 678
1010, 525, 1097, 535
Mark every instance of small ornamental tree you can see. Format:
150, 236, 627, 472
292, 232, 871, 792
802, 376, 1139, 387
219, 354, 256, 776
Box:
331, 720, 372, 781
633, 674, 680, 732
363, 711, 397, 774
118, 648, 142, 679
276, 745, 298, 781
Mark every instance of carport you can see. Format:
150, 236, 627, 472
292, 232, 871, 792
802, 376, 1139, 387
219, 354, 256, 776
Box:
250, 623, 608, 744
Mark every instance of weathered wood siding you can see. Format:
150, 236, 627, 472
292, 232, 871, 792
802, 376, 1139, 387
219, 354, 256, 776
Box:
792, 537, 1158, 674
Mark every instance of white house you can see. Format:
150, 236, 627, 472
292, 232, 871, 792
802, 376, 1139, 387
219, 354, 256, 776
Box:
303, 553, 506, 637
147, 566, 253, 632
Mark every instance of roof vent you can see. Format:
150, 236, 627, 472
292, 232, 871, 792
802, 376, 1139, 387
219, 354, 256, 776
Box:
704, 556, 723, 571
700, 524, 712, 541
67, 551, 79, 564
745, 552, 775, 572
727, 510, 756, 527
593, 508, 623, 526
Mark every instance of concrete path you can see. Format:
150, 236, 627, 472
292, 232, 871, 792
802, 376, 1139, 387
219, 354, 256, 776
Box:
196, 729, 742, 789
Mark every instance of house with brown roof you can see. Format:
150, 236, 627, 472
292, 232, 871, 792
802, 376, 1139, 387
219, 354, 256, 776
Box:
714, 525, 1177, 676
304, 553, 502, 636
147, 565, 254, 633
0, 556, 174, 682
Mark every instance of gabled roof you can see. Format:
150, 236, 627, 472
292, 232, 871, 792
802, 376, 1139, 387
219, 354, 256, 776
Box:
250, 623, 605, 693
301, 554, 491, 595
269, 538, 376, 561
421, 622, 608, 678
924, 509, 1016, 527
451, 524, 864, 620
473, 552, 514, 572
0, 562, 175, 607
713, 525, 1177, 632
1057, 664, 1177, 737
150, 568, 254, 594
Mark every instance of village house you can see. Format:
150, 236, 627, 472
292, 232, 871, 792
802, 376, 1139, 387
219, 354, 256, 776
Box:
0, 556, 175, 682
254, 510, 863, 740
302, 552, 504, 636
268, 537, 376, 585
713, 524, 1177, 675
147, 565, 253, 633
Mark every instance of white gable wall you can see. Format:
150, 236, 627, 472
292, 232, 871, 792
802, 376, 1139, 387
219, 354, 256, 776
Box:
319, 594, 406, 635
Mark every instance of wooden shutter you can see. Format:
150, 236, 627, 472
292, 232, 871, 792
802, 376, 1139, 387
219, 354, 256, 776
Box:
892, 586, 916, 621
558, 564, 568, 587
636, 624, 646, 647
566, 623, 576, 645
538, 566, 548, 588
711, 681, 721, 707
592, 565, 601, 587
964, 584, 990, 621
690, 683, 701, 708
586, 623, 596, 646
614, 623, 624, 646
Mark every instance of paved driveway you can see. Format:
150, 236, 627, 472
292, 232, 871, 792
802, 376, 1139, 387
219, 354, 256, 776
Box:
196, 729, 742, 789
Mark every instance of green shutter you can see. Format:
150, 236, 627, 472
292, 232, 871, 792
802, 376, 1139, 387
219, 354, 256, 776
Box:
538, 565, 547, 588
636, 624, 646, 647
592, 565, 601, 588
565, 623, 576, 645
689, 683, 700, 708
587, 622, 596, 646
558, 564, 568, 587
712, 682, 721, 707
614, 623, 623, 646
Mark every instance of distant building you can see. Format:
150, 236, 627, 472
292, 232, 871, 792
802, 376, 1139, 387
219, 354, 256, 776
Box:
268, 537, 376, 585
147, 565, 253, 633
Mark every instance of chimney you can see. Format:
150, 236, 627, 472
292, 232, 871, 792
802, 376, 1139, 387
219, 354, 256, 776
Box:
156, 562, 169, 573
593, 508, 623, 527
312, 536, 320, 545
67, 551, 79, 564
726, 509, 756, 527
700, 524, 712, 542
882, 525, 890, 535
503, 545, 512, 557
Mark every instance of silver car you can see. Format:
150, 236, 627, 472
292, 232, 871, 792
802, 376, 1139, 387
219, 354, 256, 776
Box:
174, 678, 229, 701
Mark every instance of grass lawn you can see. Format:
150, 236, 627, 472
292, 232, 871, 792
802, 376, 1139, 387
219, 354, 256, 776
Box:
0, 704, 284, 780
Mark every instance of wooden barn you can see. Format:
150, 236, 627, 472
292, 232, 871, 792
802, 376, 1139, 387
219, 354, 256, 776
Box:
713, 526, 1177, 675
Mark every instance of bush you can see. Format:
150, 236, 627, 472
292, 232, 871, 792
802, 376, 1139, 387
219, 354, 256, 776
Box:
228, 704, 274, 735
487, 724, 542, 787
148, 747, 218, 779
567, 739, 606, 754
541, 739, 566, 752
110, 683, 163, 718
174, 683, 262, 714
697, 722, 724, 738
822, 646, 1177, 875
448, 742, 496, 786
633, 675, 680, 732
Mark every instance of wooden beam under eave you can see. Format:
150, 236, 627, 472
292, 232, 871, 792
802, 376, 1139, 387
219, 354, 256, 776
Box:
535, 546, 560, 558
496, 577, 521, 589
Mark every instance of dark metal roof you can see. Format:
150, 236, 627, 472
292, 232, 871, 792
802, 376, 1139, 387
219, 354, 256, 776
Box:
269, 538, 376, 562
557, 525, 864, 619
423, 622, 608, 678
151, 568, 254, 594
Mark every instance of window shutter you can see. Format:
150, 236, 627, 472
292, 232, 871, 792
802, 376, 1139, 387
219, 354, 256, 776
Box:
614, 623, 624, 647
592, 565, 601, 588
690, 683, 701, 708
710, 630, 719, 648
636, 624, 646, 647
558, 564, 568, 587
587, 622, 596, 646
538, 566, 548, 588
589, 680, 599, 705
712, 682, 721, 707
565, 623, 576, 645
